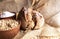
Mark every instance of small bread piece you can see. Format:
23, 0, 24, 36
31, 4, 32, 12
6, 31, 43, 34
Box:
24, 8, 35, 30
32, 11, 44, 29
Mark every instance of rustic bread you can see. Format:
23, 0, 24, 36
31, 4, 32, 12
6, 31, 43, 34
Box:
19, 7, 44, 30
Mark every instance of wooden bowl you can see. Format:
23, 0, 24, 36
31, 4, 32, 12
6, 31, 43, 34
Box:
0, 21, 21, 39
0, 11, 20, 39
